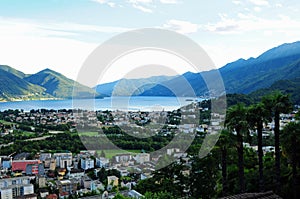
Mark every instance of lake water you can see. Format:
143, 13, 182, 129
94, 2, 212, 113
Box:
0, 96, 199, 111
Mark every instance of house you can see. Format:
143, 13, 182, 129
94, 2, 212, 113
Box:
26, 163, 45, 175
56, 180, 77, 198
12, 160, 40, 172
128, 190, 143, 199
53, 153, 72, 169
96, 157, 109, 168
107, 176, 119, 187
81, 158, 94, 170
69, 169, 85, 180
46, 194, 58, 199
113, 154, 132, 164
134, 153, 150, 164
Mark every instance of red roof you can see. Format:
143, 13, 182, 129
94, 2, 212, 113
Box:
46, 194, 58, 199
12, 160, 40, 171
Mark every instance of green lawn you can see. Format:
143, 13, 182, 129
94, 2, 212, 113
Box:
21, 131, 35, 136
99, 149, 141, 159
78, 131, 99, 136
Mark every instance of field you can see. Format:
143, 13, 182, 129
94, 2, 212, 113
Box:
77, 132, 141, 159
99, 149, 141, 159
77, 131, 99, 136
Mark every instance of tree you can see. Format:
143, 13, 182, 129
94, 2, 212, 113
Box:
247, 103, 271, 191
281, 122, 300, 199
262, 91, 292, 192
190, 154, 219, 198
216, 129, 235, 196
143, 191, 175, 199
225, 103, 248, 193
100, 150, 106, 158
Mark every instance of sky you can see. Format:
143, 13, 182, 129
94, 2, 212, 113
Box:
0, 0, 300, 86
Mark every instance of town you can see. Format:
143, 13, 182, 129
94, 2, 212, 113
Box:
0, 96, 299, 199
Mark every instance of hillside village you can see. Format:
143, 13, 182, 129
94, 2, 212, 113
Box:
0, 99, 298, 198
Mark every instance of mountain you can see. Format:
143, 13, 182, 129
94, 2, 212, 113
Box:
249, 77, 300, 104
0, 66, 48, 101
0, 65, 27, 79
140, 41, 300, 97
94, 75, 176, 96
25, 69, 100, 99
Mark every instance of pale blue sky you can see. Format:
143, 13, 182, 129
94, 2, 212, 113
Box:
0, 0, 300, 85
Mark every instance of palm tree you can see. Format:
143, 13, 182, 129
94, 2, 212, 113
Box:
217, 129, 235, 196
262, 91, 292, 192
281, 122, 300, 199
225, 103, 248, 193
247, 103, 271, 192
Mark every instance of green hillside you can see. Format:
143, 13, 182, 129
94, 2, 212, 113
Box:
25, 69, 99, 99
0, 68, 47, 101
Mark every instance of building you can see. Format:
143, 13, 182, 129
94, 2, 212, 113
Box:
0, 177, 32, 189
39, 153, 51, 161
16, 193, 38, 199
26, 164, 45, 175
128, 190, 143, 199
12, 160, 40, 172
107, 176, 118, 187
68, 169, 85, 180
45, 194, 58, 199
53, 153, 72, 169
1, 157, 12, 170
95, 157, 109, 168
37, 176, 47, 188
56, 180, 77, 198
49, 159, 56, 171
113, 154, 132, 163
117, 168, 129, 177
81, 176, 93, 190
0, 188, 12, 199
39, 189, 49, 198
81, 158, 94, 170
135, 153, 150, 164
0, 184, 34, 199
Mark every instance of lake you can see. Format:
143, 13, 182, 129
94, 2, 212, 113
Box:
0, 96, 199, 111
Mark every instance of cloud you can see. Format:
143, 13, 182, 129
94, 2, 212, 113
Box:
232, 0, 242, 5
159, 0, 179, 4
129, 0, 153, 3
204, 13, 300, 36
132, 4, 153, 13
0, 17, 130, 38
254, 6, 262, 12
163, 19, 199, 34
128, 0, 154, 13
248, 0, 269, 6
91, 0, 116, 7
204, 14, 240, 34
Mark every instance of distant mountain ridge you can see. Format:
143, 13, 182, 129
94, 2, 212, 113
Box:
1, 41, 300, 102
0, 66, 47, 101
25, 68, 99, 99
138, 41, 300, 97
0, 66, 101, 101
94, 75, 176, 96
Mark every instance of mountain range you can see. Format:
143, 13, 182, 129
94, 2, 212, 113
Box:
0, 66, 100, 101
140, 41, 300, 96
1, 41, 300, 102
